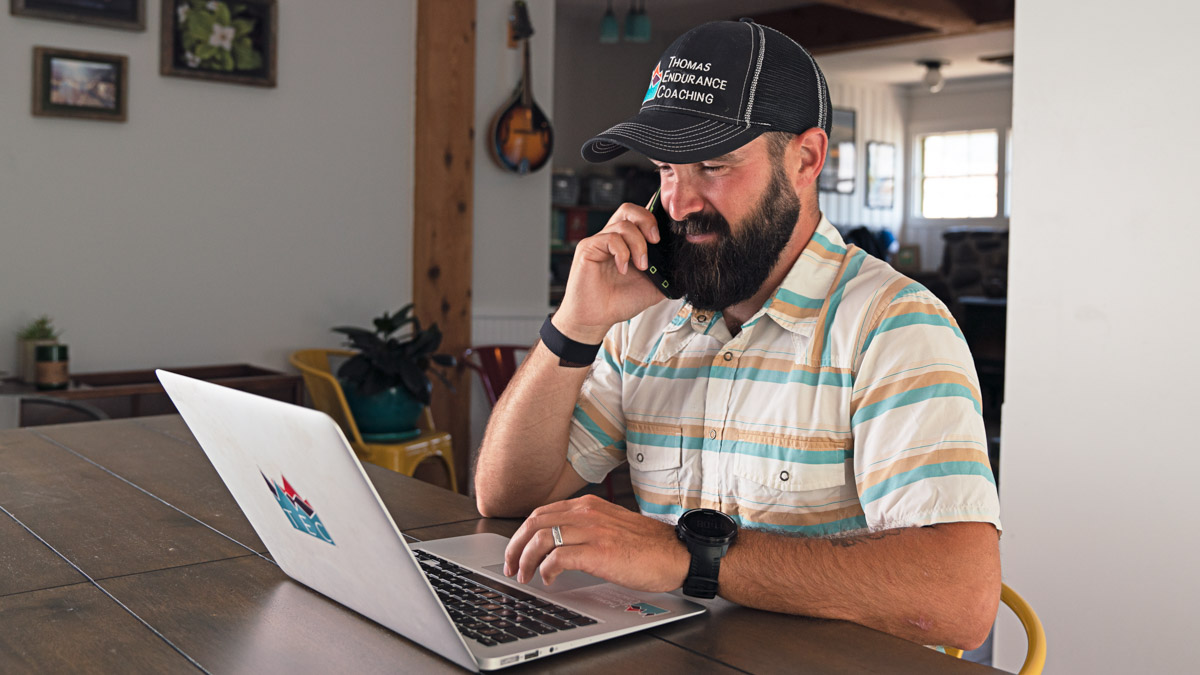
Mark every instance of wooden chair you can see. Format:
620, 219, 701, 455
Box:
463, 344, 616, 502
946, 582, 1046, 675
289, 349, 456, 492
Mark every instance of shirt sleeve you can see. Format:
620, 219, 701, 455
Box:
565, 321, 630, 484
849, 283, 1002, 532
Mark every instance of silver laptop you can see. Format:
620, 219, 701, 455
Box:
157, 370, 704, 671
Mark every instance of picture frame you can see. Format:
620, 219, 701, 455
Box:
32, 46, 128, 122
865, 141, 896, 209
159, 0, 277, 88
819, 108, 856, 194
894, 244, 921, 272
10, 0, 145, 31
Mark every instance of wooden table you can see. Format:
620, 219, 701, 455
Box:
0, 417, 1003, 674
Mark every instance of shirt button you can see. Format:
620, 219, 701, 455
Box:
636, 452, 644, 463
780, 470, 790, 481
696, 314, 708, 322
708, 429, 717, 440
723, 352, 733, 361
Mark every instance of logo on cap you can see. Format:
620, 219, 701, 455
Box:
642, 63, 662, 103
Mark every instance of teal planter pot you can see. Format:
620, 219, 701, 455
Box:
340, 380, 423, 442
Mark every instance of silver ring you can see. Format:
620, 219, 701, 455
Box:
551, 525, 564, 548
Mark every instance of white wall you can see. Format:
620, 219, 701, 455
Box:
817, 81, 907, 233
0, 1, 418, 375
468, 0, 556, 455
997, 2, 1200, 672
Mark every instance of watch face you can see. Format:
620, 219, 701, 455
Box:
682, 509, 736, 540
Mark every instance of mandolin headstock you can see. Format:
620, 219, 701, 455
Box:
507, 1, 534, 47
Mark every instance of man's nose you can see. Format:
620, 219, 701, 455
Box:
664, 179, 704, 222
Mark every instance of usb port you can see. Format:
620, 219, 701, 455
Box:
524, 650, 539, 660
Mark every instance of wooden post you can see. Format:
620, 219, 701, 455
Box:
414, 0, 475, 494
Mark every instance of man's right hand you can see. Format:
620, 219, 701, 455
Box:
552, 203, 668, 344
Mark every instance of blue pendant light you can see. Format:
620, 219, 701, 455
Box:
600, 0, 619, 44
623, 0, 639, 42
632, 0, 651, 43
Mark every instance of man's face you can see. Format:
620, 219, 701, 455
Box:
655, 141, 801, 311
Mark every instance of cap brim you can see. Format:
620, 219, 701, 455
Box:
581, 109, 766, 164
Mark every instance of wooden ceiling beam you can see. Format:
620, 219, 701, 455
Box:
817, 0, 977, 33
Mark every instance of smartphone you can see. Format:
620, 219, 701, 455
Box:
643, 189, 683, 299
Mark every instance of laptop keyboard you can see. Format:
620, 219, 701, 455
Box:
413, 549, 598, 647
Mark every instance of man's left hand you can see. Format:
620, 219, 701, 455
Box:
502, 494, 690, 593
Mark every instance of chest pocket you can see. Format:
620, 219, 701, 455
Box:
728, 438, 857, 532
626, 421, 684, 510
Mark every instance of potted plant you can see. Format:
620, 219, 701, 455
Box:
333, 304, 455, 441
16, 315, 61, 384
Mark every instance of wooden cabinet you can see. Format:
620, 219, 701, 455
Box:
1, 364, 303, 427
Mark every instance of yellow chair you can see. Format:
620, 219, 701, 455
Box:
289, 349, 456, 492
946, 583, 1046, 675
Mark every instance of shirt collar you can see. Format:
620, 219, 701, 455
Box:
760, 214, 848, 338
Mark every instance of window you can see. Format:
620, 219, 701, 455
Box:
918, 130, 999, 218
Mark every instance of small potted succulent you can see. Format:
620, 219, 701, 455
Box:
333, 304, 455, 441
16, 315, 61, 384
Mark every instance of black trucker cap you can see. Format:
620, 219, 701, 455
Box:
582, 19, 831, 164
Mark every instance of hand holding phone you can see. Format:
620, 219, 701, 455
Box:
642, 189, 683, 299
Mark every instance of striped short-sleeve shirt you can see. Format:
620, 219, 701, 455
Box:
567, 216, 1001, 536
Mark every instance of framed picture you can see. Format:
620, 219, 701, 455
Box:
894, 244, 921, 272
10, 0, 145, 31
160, 0, 277, 87
819, 108, 856, 194
32, 46, 128, 122
866, 141, 896, 209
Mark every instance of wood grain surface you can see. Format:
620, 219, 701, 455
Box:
0, 583, 194, 673
0, 417, 1003, 673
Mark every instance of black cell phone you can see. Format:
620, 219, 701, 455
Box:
643, 189, 683, 299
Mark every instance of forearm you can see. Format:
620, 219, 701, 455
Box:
473, 340, 591, 517
717, 522, 1000, 649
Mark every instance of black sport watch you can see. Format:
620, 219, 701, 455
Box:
675, 508, 738, 599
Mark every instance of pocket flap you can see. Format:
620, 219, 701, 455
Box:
626, 422, 683, 472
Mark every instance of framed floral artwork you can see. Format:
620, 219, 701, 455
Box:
159, 0, 276, 87
32, 46, 128, 122
10, 0, 145, 31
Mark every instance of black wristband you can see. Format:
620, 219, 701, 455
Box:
539, 315, 602, 367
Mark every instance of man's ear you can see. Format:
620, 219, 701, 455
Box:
790, 128, 828, 191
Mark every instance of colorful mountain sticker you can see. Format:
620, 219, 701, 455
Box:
262, 470, 335, 545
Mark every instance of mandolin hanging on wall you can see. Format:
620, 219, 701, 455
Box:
489, 1, 553, 175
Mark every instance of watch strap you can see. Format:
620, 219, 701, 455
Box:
681, 549, 722, 598
539, 314, 602, 368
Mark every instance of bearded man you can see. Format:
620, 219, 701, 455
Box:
474, 19, 1001, 651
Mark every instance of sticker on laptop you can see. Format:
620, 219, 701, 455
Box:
626, 601, 669, 617
573, 587, 670, 618
261, 470, 335, 545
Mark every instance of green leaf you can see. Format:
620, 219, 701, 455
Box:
232, 39, 261, 70
232, 17, 254, 37
195, 43, 217, 60
214, 2, 232, 25
187, 11, 213, 37
220, 50, 235, 71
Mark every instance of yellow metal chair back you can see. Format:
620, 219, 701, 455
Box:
288, 349, 456, 492
945, 582, 1045, 675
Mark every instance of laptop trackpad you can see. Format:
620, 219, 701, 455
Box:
482, 564, 605, 594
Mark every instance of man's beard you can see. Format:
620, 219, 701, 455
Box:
668, 166, 801, 312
